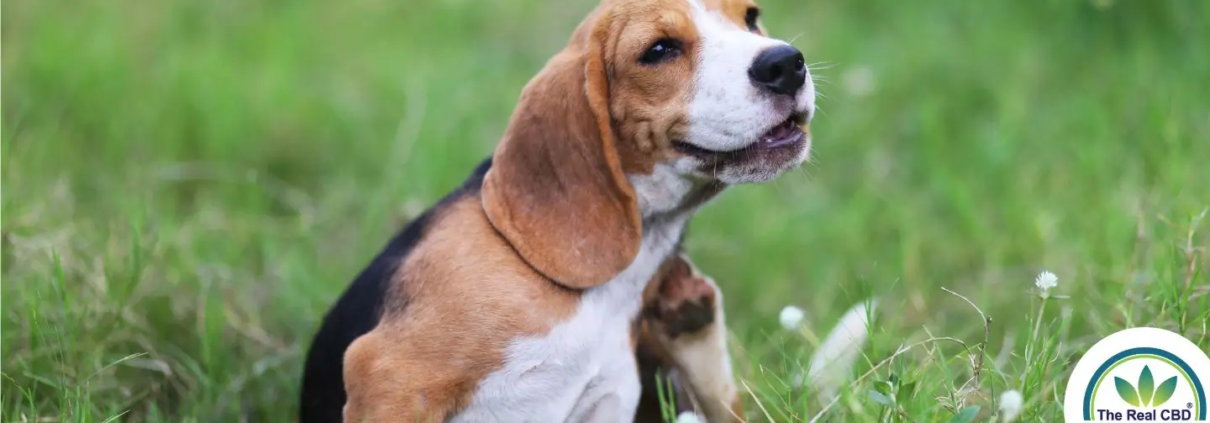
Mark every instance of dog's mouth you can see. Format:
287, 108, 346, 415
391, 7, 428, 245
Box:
756, 114, 808, 149
673, 112, 808, 159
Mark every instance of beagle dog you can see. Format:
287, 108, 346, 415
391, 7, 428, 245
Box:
299, 0, 814, 420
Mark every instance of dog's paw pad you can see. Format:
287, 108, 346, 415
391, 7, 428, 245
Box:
646, 262, 717, 338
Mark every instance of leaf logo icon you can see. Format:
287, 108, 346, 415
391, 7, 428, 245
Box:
1139, 366, 1155, 405
1115, 365, 1180, 408
1116, 376, 1140, 407
1153, 376, 1178, 407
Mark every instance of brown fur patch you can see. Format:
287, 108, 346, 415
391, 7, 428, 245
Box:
342, 197, 580, 421
701, 0, 764, 33
604, 0, 700, 175
480, 3, 643, 290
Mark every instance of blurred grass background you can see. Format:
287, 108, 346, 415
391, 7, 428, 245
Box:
2, 0, 1208, 421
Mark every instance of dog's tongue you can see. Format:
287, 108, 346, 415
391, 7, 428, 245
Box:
762, 119, 796, 142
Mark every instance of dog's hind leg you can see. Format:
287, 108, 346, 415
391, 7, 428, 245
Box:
634, 254, 741, 423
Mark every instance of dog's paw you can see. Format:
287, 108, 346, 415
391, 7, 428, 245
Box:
644, 259, 718, 339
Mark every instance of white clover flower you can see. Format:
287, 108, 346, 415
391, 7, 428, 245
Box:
999, 389, 1024, 422
1035, 270, 1057, 296
676, 412, 705, 423
779, 305, 805, 330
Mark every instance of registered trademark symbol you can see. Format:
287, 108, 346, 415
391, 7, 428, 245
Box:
1189, 402, 1194, 409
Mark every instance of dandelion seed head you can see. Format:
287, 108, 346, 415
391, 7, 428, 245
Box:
1035, 270, 1058, 291
779, 305, 805, 330
999, 389, 1024, 422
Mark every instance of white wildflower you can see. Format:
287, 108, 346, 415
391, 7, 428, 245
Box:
1035, 270, 1058, 297
676, 412, 705, 423
779, 305, 805, 330
999, 389, 1024, 422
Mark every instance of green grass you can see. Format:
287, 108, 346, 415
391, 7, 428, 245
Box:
3, 0, 1208, 421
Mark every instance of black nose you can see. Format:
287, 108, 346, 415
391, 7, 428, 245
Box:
748, 45, 806, 96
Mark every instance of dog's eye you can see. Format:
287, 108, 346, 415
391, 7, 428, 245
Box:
744, 7, 760, 32
639, 39, 682, 64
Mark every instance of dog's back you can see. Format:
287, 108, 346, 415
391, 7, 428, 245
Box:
298, 159, 492, 422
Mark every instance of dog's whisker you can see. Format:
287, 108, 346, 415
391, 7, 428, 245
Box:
807, 61, 835, 70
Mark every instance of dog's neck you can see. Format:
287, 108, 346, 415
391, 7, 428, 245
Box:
631, 163, 728, 225
627, 166, 727, 276
590, 195, 692, 316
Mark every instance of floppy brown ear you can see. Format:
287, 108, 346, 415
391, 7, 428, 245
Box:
481, 21, 641, 290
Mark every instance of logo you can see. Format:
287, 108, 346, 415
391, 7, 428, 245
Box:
1065, 327, 1210, 422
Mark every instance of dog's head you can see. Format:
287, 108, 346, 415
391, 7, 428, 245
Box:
483, 0, 815, 289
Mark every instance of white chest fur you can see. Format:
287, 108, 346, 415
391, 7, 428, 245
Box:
450, 218, 686, 423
